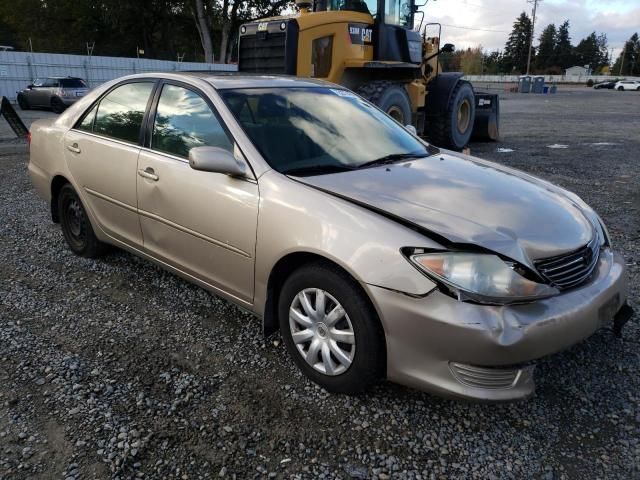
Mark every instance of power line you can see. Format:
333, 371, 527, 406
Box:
439, 23, 510, 33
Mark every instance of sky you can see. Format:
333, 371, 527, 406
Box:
418, 0, 640, 59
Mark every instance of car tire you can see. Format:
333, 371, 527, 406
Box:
617, 86, 624, 91
51, 97, 66, 114
58, 184, 108, 258
278, 262, 384, 394
356, 81, 413, 126
17, 94, 30, 110
637, 86, 640, 91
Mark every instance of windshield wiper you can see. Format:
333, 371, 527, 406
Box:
357, 152, 427, 169
281, 164, 357, 177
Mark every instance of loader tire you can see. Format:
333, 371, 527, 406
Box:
425, 80, 475, 150
356, 81, 412, 126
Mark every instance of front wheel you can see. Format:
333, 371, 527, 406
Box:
424, 80, 476, 150
58, 184, 108, 258
278, 263, 384, 394
617, 86, 624, 91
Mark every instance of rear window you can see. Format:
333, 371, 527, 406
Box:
91, 82, 155, 143
60, 78, 87, 88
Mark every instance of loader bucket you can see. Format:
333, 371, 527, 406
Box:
471, 93, 499, 142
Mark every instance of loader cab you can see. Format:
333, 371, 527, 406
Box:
324, 0, 421, 64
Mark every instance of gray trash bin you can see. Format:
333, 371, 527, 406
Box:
532, 76, 545, 93
518, 76, 531, 93
550, 85, 557, 94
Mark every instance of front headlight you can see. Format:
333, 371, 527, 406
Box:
409, 252, 559, 304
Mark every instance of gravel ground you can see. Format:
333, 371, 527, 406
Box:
1, 89, 639, 480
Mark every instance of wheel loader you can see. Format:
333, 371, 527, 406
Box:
236, 0, 499, 150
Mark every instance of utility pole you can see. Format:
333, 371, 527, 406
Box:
618, 44, 626, 76
525, 0, 541, 75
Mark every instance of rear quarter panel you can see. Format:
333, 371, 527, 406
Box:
28, 118, 68, 202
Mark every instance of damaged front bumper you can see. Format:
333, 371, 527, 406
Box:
366, 249, 630, 401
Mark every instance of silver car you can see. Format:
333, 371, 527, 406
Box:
28, 73, 632, 401
18, 76, 89, 113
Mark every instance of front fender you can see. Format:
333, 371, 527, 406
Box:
253, 171, 440, 317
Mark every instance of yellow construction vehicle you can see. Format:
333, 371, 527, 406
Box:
237, 0, 499, 150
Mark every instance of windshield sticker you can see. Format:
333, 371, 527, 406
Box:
331, 89, 359, 99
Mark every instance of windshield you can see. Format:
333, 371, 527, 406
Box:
327, 0, 377, 17
219, 87, 436, 175
385, 0, 412, 27
60, 78, 88, 88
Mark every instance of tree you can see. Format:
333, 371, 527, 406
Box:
459, 47, 484, 74
482, 50, 503, 74
0, 0, 199, 60
574, 32, 609, 73
193, 0, 215, 62
554, 20, 574, 69
0, 0, 290, 63
501, 12, 533, 74
535, 23, 556, 72
612, 33, 640, 76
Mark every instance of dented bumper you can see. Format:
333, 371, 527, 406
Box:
366, 249, 628, 401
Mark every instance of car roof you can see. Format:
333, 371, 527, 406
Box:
159, 72, 335, 90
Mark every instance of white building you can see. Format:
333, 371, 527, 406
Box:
565, 65, 591, 76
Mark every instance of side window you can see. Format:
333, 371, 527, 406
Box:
93, 82, 154, 144
151, 84, 233, 159
77, 104, 98, 132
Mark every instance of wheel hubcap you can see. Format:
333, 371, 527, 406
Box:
289, 288, 355, 376
66, 199, 84, 238
457, 99, 471, 133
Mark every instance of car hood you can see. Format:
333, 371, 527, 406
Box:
295, 152, 595, 268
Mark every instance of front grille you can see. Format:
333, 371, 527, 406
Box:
239, 32, 286, 73
450, 363, 521, 389
535, 236, 600, 290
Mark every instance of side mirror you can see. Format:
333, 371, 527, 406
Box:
189, 146, 247, 177
405, 124, 417, 135
441, 43, 455, 53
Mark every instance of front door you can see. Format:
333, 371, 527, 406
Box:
136, 82, 259, 303
28, 79, 51, 107
64, 81, 156, 247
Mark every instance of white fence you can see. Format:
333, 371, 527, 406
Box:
0, 51, 238, 101
464, 74, 640, 84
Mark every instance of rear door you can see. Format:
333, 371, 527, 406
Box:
136, 81, 259, 303
63, 80, 156, 247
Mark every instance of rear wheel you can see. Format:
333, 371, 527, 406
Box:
58, 184, 108, 258
51, 97, 65, 113
278, 263, 384, 394
617, 86, 624, 91
17, 94, 30, 110
356, 81, 412, 126
425, 80, 476, 150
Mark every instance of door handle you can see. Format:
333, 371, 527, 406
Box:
138, 167, 159, 181
66, 143, 81, 154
